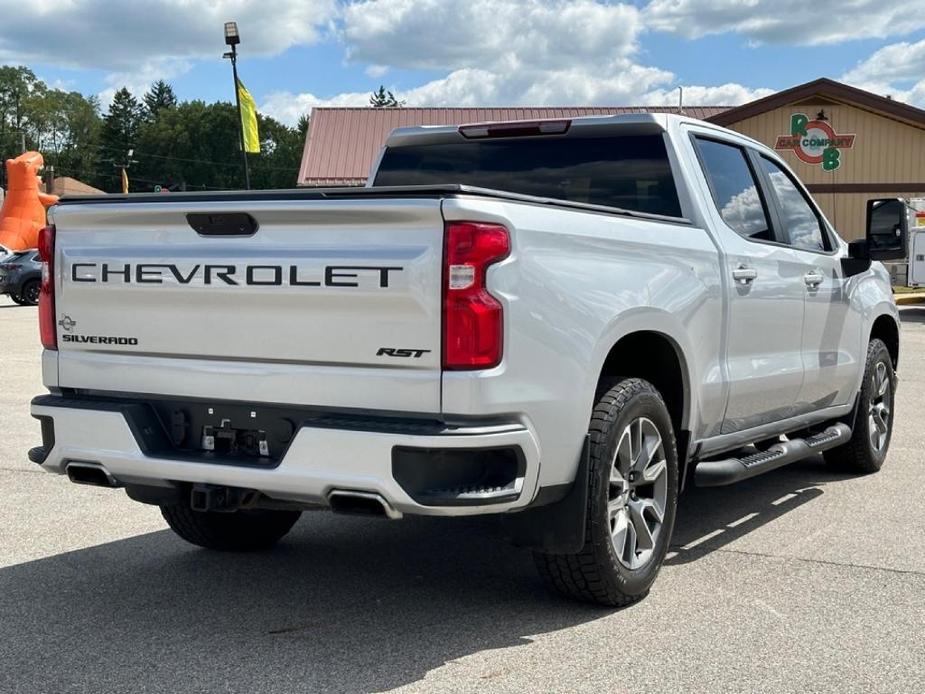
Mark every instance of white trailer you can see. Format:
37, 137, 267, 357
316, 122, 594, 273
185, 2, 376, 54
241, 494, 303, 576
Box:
905, 199, 925, 286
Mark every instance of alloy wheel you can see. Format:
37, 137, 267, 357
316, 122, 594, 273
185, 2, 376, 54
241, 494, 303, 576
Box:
607, 417, 668, 570
868, 361, 891, 452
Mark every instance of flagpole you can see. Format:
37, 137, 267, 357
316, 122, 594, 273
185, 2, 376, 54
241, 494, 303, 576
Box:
224, 24, 250, 190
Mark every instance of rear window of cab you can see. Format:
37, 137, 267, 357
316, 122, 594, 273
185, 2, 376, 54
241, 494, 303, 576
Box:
374, 134, 682, 218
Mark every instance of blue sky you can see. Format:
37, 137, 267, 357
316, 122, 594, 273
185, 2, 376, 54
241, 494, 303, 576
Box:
2, 1, 925, 125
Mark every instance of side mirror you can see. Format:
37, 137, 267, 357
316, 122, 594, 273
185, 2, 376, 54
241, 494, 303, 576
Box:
865, 198, 909, 261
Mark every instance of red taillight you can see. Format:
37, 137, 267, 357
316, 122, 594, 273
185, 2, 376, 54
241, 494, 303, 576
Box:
38, 224, 56, 350
443, 222, 510, 370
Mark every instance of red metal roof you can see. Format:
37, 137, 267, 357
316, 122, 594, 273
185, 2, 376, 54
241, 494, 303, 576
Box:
297, 106, 731, 186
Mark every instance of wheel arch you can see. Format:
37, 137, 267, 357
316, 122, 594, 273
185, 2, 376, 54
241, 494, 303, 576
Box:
870, 312, 899, 369
595, 329, 692, 470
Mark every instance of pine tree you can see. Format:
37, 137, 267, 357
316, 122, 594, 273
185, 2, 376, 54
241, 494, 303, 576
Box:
297, 113, 310, 138
369, 85, 403, 108
98, 88, 144, 190
143, 80, 177, 119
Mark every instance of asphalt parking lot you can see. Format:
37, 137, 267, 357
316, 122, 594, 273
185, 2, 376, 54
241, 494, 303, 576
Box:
1, 295, 923, 694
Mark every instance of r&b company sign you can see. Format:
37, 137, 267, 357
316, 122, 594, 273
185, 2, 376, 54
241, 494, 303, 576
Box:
774, 113, 855, 171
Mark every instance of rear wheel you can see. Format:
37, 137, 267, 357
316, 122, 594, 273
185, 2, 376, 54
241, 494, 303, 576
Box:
534, 377, 679, 607
20, 279, 40, 306
824, 338, 895, 474
160, 504, 301, 551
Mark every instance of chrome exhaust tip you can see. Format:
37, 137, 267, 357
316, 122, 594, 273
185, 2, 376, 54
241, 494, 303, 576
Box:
328, 490, 402, 520
65, 462, 120, 488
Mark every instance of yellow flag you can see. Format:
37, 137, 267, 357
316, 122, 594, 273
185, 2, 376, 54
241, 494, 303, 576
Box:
121, 167, 129, 194
237, 79, 260, 154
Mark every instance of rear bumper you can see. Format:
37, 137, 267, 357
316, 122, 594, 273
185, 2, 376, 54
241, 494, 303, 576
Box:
30, 394, 541, 517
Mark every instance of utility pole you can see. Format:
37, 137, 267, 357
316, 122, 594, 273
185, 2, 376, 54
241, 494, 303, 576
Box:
112, 148, 138, 194
44, 165, 55, 194
223, 21, 250, 190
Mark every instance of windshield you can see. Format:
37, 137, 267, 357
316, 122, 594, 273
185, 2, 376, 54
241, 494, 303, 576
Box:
374, 133, 682, 217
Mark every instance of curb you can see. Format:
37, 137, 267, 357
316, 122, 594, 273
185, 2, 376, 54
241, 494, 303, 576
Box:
894, 293, 925, 306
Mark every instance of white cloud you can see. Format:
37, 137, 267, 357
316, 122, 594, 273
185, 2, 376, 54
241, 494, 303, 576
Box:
343, 0, 642, 70
255, 0, 770, 125
841, 39, 925, 107
261, 72, 769, 126
365, 64, 389, 78
97, 58, 193, 108
261, 89, 371, 125
0, 1, 337, 70
0, 0, 337, 111
644, 0, 924, 45
259, 0, 774, 125
3, 0, 779, 124
643, 83, 775, 107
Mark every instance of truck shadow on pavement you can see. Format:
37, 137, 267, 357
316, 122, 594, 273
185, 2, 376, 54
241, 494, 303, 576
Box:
668, 454, 852, 564
0, 456, 851, 694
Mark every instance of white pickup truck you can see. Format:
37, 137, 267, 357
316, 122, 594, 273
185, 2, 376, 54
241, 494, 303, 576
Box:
29, 114, 904, 606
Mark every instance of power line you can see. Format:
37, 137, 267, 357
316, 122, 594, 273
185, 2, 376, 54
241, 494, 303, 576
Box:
86, 141, 298, 173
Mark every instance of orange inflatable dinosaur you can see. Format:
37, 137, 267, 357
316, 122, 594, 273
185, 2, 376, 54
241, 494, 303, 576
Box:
0, 152, 58, 251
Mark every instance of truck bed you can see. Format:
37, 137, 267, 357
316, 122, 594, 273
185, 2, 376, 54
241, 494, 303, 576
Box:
57, 184, 692, 225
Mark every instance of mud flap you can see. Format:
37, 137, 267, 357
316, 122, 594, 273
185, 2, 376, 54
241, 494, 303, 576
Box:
501, 436, 589, 554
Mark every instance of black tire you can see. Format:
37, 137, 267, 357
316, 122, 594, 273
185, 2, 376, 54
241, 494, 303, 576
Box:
8, 292, 27, 305
824, 338, 895, 474
160, 504, 301, 551
20, 279, 40, 306
534, 377, 679, 607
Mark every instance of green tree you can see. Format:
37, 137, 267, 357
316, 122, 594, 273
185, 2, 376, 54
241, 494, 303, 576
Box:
296, 113, 310, 139
369, 85, 403, 107
132, 100, 301, 191
1, 62, 301, 192
26, 89, 101, 183
0, 66, 46, 169
251, 112, 303, 189
98, 88, 144, 191
143, 80, 177, 119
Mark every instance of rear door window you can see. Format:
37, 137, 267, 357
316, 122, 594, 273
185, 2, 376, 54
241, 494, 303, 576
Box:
374, 134, 682, 217
694, 138, 772, 241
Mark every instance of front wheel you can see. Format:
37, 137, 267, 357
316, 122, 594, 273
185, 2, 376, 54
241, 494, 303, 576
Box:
824, 338, 895, 474
534, 377, 679, 607
9, 291, 28, 306
161, 504, 301, 551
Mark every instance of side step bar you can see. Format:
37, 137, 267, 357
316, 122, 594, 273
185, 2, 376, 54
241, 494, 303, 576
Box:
694, 423, 851, 487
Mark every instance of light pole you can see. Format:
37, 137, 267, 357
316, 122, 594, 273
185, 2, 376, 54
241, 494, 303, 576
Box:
223, 21, 250, 190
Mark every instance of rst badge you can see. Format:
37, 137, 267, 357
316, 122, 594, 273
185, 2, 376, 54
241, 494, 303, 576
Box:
376, 347, 431, 358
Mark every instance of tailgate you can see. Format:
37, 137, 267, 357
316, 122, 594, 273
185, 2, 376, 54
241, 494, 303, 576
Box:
51, 198, 445, 412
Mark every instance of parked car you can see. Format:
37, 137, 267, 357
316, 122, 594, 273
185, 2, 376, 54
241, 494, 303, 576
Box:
0, 249, 41, 305
28, 114, 902, 606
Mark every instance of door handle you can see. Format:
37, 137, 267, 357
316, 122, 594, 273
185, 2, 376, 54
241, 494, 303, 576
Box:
732, 265, 758, 284
804, 271, 824, 288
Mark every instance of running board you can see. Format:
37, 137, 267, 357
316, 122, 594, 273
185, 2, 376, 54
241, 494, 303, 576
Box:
694, 423, 851, 487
